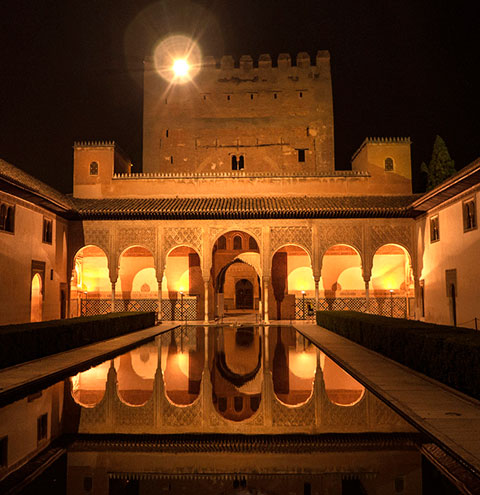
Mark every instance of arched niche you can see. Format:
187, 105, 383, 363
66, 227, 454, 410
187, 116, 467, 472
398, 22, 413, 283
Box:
212, 231, 261, 317
163, 245, 203, 320
320, 244, 364, 298
270, 327, 316, 406
116, 245, 156, 308
71, 361, 109, 408
322, 354, 365, 406
114, 343, 157, 406
30, 273, 43, 322
70, 245, 110, 317
162, 327, 205, 405
271, 244, 314, 320
211, 326, 262, 421
371, 243, 414, 317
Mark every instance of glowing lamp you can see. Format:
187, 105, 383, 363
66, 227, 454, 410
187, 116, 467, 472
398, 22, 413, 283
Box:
172, 59, 189, 77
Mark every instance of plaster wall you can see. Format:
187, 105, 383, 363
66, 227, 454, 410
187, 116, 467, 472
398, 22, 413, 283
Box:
0, 192, 68, 324
143, 52, 334, 176
0, 382, 63, 478
416, 187, 480, 326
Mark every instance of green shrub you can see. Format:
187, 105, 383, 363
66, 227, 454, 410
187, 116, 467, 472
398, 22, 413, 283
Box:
316, 311, 480, 400
0, 312, 155, 369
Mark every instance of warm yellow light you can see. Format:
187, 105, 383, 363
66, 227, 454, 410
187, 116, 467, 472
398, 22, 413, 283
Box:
172, 59, 189, 77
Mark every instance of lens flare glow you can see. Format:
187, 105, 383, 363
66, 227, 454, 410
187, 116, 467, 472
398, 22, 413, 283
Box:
153, 34, 201, 84
173, 59, 189, 77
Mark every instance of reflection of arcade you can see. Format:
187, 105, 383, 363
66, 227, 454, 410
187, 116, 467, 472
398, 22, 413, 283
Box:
212, 327, 262, 421
269, 327, 364, 407
163, 327, 205, 405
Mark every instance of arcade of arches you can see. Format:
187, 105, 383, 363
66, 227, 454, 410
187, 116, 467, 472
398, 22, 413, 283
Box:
70, 226, 415, 321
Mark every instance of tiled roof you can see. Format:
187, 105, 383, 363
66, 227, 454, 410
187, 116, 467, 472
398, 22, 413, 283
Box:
73, 195, 418, 219
0, 159, 74, 213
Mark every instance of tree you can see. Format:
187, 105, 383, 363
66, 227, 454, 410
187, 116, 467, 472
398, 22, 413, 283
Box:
421, 135, 456, 191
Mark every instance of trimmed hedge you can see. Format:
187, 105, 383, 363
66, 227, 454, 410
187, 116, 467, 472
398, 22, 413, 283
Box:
0, 312, 156, 369
316, 311, 480, 401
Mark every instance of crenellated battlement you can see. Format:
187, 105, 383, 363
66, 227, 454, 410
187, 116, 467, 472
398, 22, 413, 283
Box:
364, 137, 411, 144
74, 140, 115, 148
200, 50, 330, 72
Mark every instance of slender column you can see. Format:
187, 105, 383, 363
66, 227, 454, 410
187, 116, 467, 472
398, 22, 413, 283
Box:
364, 279, 370, 313
157, 280, 162, 321
314, 277, 320, 312
263, 276, 270, 324
110, 282, 116, 313
204, 279, 209, 323
263, 326, 269, 370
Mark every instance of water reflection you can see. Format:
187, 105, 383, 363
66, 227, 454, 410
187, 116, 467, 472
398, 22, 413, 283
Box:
71, 361, 109, 407
212, 326, 262, 421
163, 327, 204, 405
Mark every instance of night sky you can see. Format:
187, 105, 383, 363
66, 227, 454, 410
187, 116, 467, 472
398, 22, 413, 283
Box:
0, 0, 478, 194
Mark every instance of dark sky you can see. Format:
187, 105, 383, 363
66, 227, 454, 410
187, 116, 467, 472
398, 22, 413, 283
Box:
0, 0, 478, 193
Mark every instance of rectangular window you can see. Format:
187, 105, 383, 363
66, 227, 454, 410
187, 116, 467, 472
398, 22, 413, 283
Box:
430, 215, 440, 243
297, 149, 306, 162
463, 198, 477, 231
0, 202, 15, 233
0, 436, 7, 467
42, 218, 53, 244
37, 413, 48, 443
420, 280, 425, 317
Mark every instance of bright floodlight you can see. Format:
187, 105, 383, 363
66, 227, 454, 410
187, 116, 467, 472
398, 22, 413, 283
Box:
173, 59, 189, 77
153, 35, 201, 84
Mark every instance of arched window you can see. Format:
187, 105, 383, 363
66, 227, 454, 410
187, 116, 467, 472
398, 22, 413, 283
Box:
89, 161, 98, 175
238, 155, 244, 170
218, 236, 227, 250
385, 157, 394, 171
233, 235, 242, 250
248, 237, 258, 250
5, 206, 14, 232
232, 155, 237, 170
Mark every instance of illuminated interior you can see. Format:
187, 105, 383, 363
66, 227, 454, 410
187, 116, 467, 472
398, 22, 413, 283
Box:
371, 244, 414, 296
30, 272, 43, 322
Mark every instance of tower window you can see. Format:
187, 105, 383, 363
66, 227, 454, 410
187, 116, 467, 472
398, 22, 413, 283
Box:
89, 161, 98, 175
232, 155, 237, 170
0, 436, 7, 467
37, 413, 48, 443
299, 91, 303, 98
218, 236, 227, 250
238, 155, 244, 170
233, 235, 242, 250
385, 157, 394, 171
250, 93, 254, 100
227, 95, 231, 101
274, 93, 277, 99
166, 129, 169, 138
0, 203, 15, 233
170, 156, 174, 164
42, 218, 53, 244
463, 198, 477, 231
430, 215, 440, 243
298, 149, 306, 162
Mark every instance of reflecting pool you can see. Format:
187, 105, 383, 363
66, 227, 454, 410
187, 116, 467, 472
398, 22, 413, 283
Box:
0, 325, 460, 494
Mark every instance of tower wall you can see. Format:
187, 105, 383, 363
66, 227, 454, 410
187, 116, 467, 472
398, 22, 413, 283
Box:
142, 51, 334, 175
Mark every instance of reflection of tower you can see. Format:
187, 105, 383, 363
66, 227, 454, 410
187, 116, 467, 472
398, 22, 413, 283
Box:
272, 328, 289, 395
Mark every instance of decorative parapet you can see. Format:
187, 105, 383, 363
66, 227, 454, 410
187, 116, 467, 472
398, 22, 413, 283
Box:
201, 51, 330, 71
351, 137, 411, 162
112, 170, 370, 180
74, 140, 115, 148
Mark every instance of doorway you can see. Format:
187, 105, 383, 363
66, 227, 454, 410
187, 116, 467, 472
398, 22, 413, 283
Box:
235, 279, 253, 309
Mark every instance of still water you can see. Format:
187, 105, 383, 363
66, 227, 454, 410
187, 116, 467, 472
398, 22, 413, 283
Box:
0, 326, 456, 494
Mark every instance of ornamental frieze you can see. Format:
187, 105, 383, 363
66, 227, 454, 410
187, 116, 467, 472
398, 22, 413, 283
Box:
116, 226, 157, 256
163, 227, 203, 257
270, 226, 312, 257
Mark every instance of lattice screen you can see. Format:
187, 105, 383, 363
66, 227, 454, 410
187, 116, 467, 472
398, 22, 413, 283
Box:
294, 297, 409, 319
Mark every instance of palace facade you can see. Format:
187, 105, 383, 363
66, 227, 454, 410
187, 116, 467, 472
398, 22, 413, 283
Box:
1, 51, 478, 327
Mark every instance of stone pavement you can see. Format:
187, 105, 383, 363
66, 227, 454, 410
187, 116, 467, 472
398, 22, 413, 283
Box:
295, 322, 480, 480
0, 322, 179, 407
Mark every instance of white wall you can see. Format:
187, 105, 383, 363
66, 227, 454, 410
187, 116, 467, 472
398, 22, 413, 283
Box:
416, 188, 480, 327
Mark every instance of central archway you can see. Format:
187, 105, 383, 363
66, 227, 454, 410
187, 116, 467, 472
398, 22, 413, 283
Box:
212, 231, 261, 318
